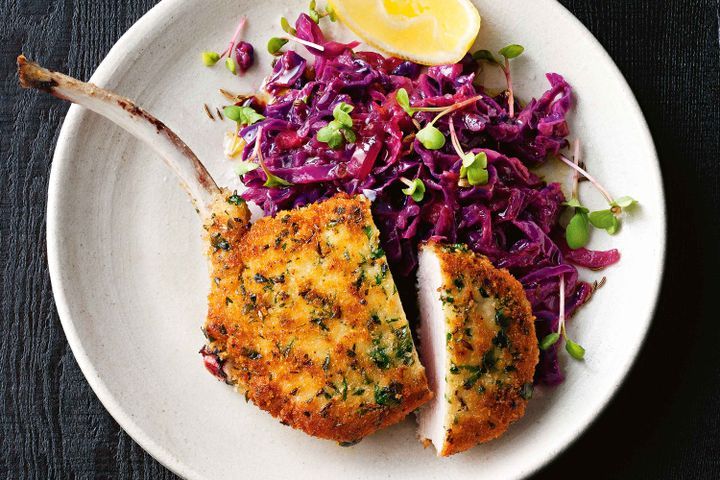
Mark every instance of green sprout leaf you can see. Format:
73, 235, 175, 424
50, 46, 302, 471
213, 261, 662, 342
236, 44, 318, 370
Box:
462, 152, 489, 186
309, 0, 320, 22
223, 106, 265, 126
565, 338, 586, 360
235, 161, 260, 177
612, 196, 638, 209
309, 8, 321, 23
268, 37, 289, 55
563, 197, 589, 213
264, 173, 293, 188
588, 209, 615, 228
540, 333, 560, 350
201, 51, 221, 66
260, 161, 293, 188
469, 151, 487, 169
461, 153, 474, 170
396, 88, 415, 116
333, 102, 354, 128
472, 49, 499, 64
607, 219, 620, 235
588, 209, 620, 234
309, 1, 336, 22
225, 57, 237, 75
417, 125, 446, 150
499, 44, 525, 59
336, 102, 354, 114
401, 178, 426, 202
317, 123, 343, 148
326, 4, 337, 21
566, 211, 590, 249
317, 103, 356, 149
342, 128, 357, 144
280, 17, 296, 35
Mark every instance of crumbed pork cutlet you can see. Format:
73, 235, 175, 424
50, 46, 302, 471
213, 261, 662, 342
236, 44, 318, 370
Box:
202, 193, 432, 444
416, 241, 538, 456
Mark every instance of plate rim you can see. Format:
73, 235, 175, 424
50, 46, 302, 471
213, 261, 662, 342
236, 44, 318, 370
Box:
46, 1, 666, 479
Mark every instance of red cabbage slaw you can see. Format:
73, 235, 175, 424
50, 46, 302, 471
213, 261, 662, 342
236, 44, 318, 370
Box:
236, 14, 620, 385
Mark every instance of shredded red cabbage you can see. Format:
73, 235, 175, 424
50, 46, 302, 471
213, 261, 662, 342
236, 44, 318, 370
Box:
238, 14, 620, 385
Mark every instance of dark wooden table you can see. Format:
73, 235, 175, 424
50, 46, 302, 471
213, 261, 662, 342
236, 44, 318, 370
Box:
2, 0, 719, 478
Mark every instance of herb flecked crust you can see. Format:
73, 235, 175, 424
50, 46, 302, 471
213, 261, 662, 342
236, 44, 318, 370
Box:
203, 192, 431, 444
423, 241, 539, 456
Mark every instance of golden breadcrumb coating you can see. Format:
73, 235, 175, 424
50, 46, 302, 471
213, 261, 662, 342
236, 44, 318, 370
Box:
202, 192, 431, 444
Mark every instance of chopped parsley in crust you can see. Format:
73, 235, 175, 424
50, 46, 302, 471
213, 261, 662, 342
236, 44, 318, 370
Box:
202, 193, 431, 444
416, 241, 538, 456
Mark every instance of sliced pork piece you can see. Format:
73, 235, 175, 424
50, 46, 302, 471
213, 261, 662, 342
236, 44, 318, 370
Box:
416, 241, 538, 456
203, 194, 432, 444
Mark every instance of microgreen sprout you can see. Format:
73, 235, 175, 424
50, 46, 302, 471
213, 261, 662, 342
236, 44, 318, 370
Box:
280, 17, 296, 35
449, 118, 488, 186
462, 152, 489, 186
565, 210, 590, 248
412, 94, 484, 150
223, 105, 263, 160
268, 34, 325, 54
235, 161, 260, 177
225, 57, 237, 74
316, 102, 356, 149
251, 127, 293, 188
400, 177, 426, 202
565, 338, 586, 360
539, 333, 560, 351
223, 105, 265, 126
309, 0, 337, 23
539, 275, 585, 360
268, 16, 326, 56
499, 44, 525, 59
267, 38, 289, 55
558, 150, 638, 237
416, 125, 445, 150
473, 44, 525, 118
202, 51, 221, 66
201, 16, 249, 75
471, 50, 498, 64
396, 88, 415, 116
588, 210, 619, 234
563, 140, 591, 249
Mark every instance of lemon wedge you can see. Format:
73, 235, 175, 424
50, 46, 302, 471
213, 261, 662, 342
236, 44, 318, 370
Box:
328, 0, 481, 66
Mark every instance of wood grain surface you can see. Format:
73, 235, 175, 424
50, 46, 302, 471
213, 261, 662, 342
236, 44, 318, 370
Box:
1, 0, 719, 478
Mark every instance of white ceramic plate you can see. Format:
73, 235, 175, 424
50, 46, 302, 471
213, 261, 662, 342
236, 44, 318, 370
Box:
47, 1, 665, 479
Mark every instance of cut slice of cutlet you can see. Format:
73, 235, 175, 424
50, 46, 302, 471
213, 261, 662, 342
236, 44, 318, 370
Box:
416, 241, 539, 456
202, 193, 432, 444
